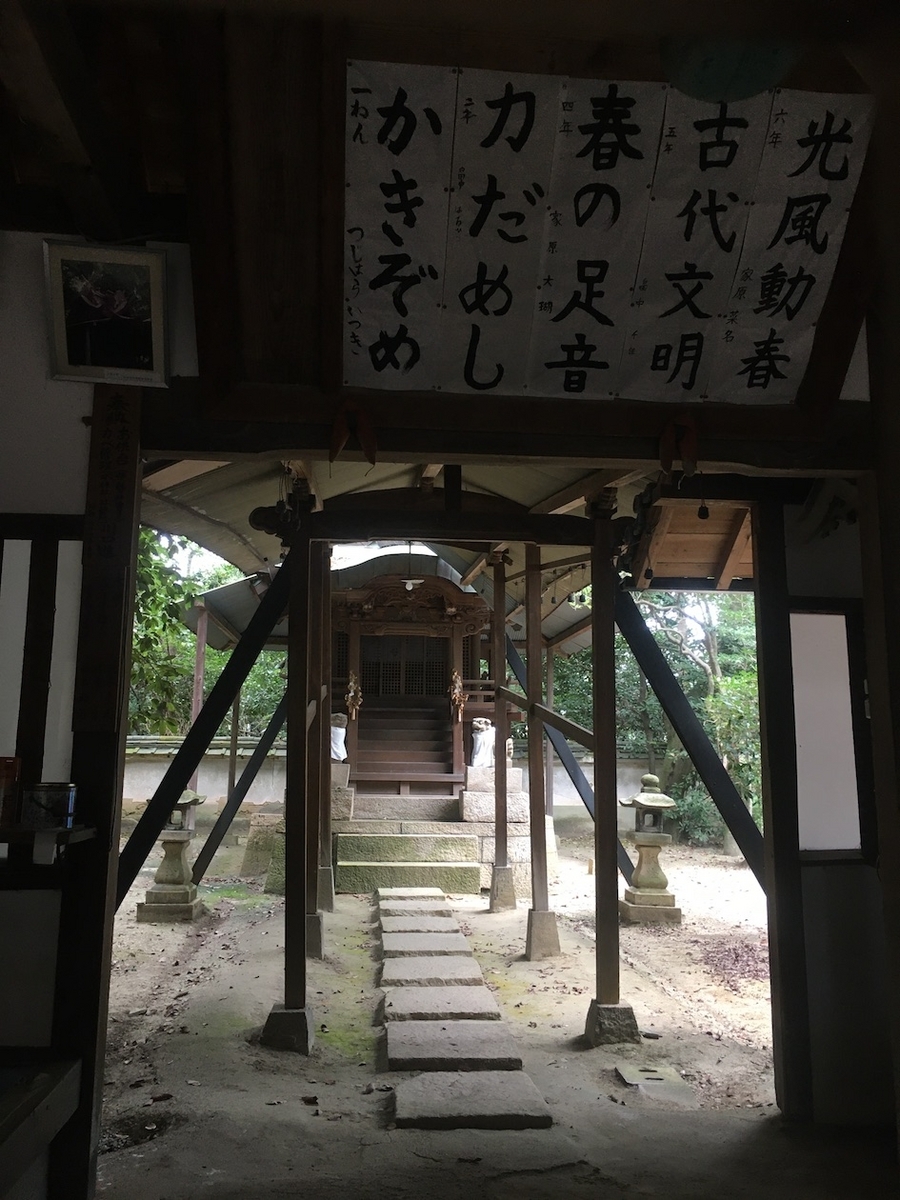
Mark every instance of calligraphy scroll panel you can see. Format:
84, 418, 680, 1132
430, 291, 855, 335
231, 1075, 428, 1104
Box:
706, 90, 873, 403
526, 80, 666, 399
439, 69, 560, 395
616, 90, 772, 402
343, 61, 457, 389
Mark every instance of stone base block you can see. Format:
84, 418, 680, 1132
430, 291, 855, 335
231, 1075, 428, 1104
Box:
336, 833, 478, 863
336, 861, 480, 893
136, 897, 205, 923
331, 762, 350, 788
377, 887, 446, 900
465, 766, 523, 792
380, 956, 484, 988
489, 864, 517, 912
317, 865, 335, 912
460, 790, 529, 823
240, 815, 280, 877
619, 899, 682, 924
331, 785, 354, 820
306, 911, 325, 959
379, 915, 459, 934
623, 886, 676, 907
259, 1004, 314, 1054
525, 909, 560, 960
584, 999, 642, 1046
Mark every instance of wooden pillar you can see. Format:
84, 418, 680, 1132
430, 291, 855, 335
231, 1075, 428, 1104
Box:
261, 531, 313, 1051
318, 545, 335, 911
451, 624, 464, 776
48, 385, 141, 1199
227, 691, 241, 795
544, 647, 555, 817
842, 26, 900, 1149
754, 501, 813, 1119
489, 552, 515, 910
591, 510, 620, 1005
346, 620, 361, 767
188, 604, 208, 792
584, 497, 639, 1045
305, 543, 325, 957
524, 543, 559, 957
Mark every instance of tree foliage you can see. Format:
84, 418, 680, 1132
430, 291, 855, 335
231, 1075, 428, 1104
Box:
129, 528, 285, 738
552, 589, 762, 845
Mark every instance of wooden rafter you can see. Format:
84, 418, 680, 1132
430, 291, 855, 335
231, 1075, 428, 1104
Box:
459, 541, 508, 586
714, 508, 752, 591
630, 505, 674, 589
529, 468, 646, 514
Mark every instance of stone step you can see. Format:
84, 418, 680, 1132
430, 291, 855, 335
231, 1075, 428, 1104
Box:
349, 797, 460, 822
378, 915, 460, 934
393, 1071, 552, 1130
376, 887, 447, 899
380, 955, 484, 988
377, 899, 455, 918
335, 861, 480, 893
386, 1020, 522, 1071
336, 833, 478, 863
381, 931, 472, 957
382, 985, 501, 1022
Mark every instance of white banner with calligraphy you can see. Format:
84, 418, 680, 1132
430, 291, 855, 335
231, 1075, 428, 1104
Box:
343, 62, 873, 404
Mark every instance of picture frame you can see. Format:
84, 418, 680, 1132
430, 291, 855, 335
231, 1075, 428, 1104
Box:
44, 241, 168, 387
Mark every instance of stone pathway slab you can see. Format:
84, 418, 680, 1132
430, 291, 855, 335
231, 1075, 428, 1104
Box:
379, 915, 460, 934
380, 956, 483, 988
381, 931, 471, 958
377, 887, 446, 899
386, 1020, 521, 1071
383, 985, 501, 1022
377, 900, 454, 918
393, 1070, 552, 1130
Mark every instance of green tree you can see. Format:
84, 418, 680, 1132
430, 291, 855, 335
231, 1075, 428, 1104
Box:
129, 527, 194, 733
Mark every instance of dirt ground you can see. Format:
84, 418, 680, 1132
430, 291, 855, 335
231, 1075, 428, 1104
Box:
95, 823, 898, 1200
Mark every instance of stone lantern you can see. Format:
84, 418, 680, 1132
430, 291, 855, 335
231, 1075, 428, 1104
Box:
136, 790, 206, 923
618, 773, 682, 925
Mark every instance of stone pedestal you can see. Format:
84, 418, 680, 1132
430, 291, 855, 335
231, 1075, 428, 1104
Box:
525, 908, 560, 960
618, 831, 682, 925
331, 762, 350, 789
332, 784, 354, 820
584, 999, 641, 1046
488, 864, 517, 912
136, 830, 205, 923
306, 910, 325, 959
317, 864, 335, 912
260, 1004, 314, 1053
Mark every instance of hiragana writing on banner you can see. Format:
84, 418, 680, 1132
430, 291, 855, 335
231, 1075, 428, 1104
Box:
526, 80, 666, 398
343, 62, 872, 403
344, 61, 457, 388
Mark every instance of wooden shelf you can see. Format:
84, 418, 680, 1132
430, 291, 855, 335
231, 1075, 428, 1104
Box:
0, 825, 95, 846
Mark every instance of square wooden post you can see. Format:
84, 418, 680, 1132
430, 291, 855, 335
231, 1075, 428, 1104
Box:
524, 543, 559, 959
318, 545, 335, 911
489, 551, 515, 911
261, 532, 313, 1052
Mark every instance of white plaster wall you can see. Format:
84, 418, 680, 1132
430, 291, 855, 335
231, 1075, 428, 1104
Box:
0, 541, 31, 758
0, 232, 93, 514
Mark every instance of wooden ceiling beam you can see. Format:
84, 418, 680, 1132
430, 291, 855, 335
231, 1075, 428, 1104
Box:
529, 468, 646, 515
459, 541, 508, 587
0, 0, 131, 238
630, 506, 674, 590
714, 509, 753, 591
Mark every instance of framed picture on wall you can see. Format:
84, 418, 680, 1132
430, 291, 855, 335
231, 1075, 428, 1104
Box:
44, 241, 168, 387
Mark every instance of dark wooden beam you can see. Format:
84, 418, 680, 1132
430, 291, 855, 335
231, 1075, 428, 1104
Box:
284, 533, 311, 1009
15, 538, 60, 786
525, 543, 549, 913
0, 0, 130, 238
591, 511, 621, 1005
753, 500, 813, 1120
631, 505, 674, 590
48, 385, 141, 1200
529, 469, 645, 514
303, 508, 593, 546
614, 588, 766, 886
492, 553, 509, 870
714, 508, 752, 591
